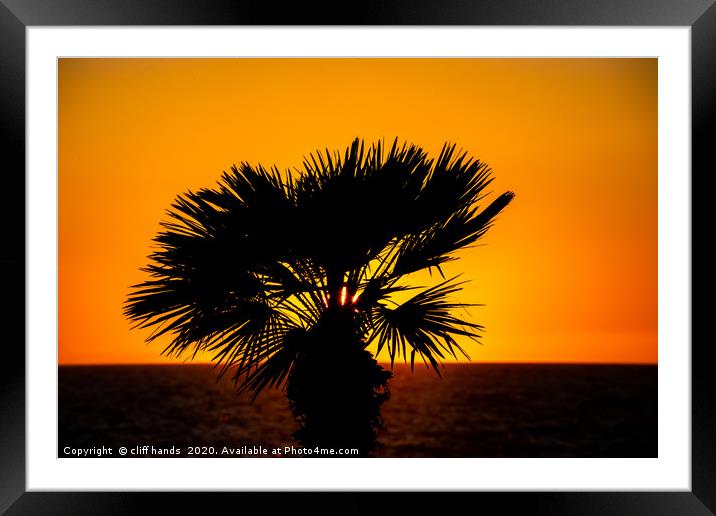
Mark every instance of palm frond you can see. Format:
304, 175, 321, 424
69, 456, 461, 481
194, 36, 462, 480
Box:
368, 277, 481, 372
392, 191, 515, 277
239, 328, 307, 400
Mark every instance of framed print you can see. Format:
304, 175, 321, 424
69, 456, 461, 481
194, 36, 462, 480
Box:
2, 0, 714, 514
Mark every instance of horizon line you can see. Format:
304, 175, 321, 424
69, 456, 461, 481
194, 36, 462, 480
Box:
58, 360, 658, 367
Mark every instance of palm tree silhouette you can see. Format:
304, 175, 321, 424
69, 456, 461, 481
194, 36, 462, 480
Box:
125, 138, 514, 456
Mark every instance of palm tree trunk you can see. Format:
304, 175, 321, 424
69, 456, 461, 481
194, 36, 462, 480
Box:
286, 307, 392, 456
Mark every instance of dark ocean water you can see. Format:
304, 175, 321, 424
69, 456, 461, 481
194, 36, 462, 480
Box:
58, 363, 657, 458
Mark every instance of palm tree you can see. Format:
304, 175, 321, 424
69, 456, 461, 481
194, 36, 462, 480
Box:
125, 138, 514, 456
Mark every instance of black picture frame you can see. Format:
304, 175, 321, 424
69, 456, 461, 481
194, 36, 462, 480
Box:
1, 1, 713, 514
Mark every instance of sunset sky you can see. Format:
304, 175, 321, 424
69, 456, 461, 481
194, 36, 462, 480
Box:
58, 58, 657, 365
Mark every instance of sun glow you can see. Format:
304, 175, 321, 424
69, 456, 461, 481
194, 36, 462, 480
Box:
340, 286, 348, 306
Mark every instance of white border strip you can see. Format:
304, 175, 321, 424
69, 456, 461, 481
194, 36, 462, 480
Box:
27, 27, 690, 491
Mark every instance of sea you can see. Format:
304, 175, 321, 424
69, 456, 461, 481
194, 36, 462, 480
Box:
58, 363, 657, 458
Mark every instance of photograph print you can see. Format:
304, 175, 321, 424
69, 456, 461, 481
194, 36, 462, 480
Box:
58, 58, 657, 458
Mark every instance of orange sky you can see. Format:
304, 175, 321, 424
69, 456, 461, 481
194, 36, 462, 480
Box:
58, 58, 657, 365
